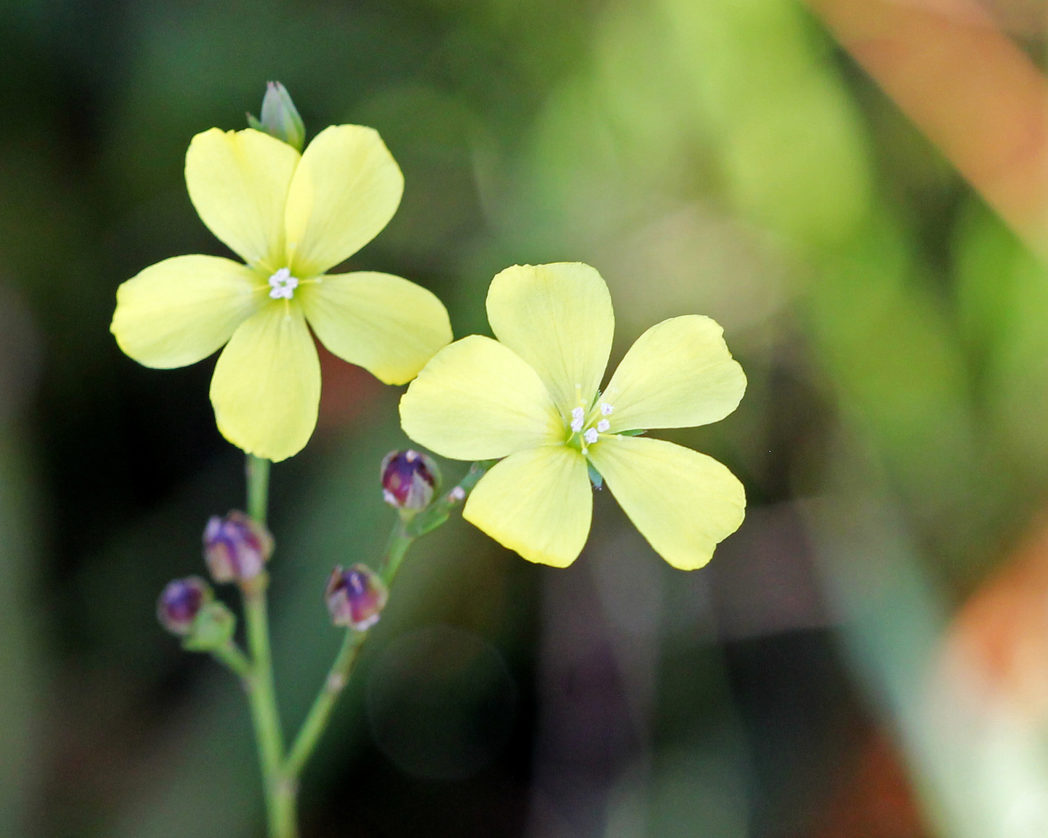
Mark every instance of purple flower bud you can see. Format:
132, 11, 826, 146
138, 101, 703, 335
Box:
381, 449, 439, 512
157, 576, 213, 636
203, 511, 274, 584
325, 564, 389, 630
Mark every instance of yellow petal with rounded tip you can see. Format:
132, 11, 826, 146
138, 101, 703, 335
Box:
486, 263, 613, 414
185, 128, 300, 270
399, 336, 561, 460
209, 302, 320, 462
603, 316, 746, 432
464, 445, 591, 567
588, 435, 744, 570
299, 271, 451, 385
284, 125, 403, 277
111, 255, 264, 369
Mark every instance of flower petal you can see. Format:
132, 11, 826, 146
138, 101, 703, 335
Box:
486, 263, 613, 414
209, 302, 320, 462
603, 315, 746, 432
588, 435, 745, 570
185, 128, 300, 270
299, 271, 451, 385
399, 336, 561, 460
284, 125, 403, 277
464, 445, 591, 567
111, 255, 264, 368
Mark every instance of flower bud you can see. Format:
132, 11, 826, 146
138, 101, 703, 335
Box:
203, 511, 274, 584
157, 576, 213, 636
247, 81, 305, 151
325, 564, 389, 630
381, 449, 439, 512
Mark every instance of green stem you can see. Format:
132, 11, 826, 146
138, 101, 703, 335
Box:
380, 517, 414, 586
246, 455, 271, 524
242, 454, 293, 837
283, 629, 366, 779
210, 640, 252, 679
244, 584, 293, 836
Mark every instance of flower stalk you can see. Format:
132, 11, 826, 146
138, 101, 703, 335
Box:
200, 454, 489, 837
209, 640, 253, 680
283, 629, 366, 781
240, 454, 293, 837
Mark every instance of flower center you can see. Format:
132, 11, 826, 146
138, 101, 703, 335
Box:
567, 397, 614, 455
268, 267, 299, 299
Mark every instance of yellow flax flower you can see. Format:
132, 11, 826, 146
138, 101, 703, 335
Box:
399, 262, 746, 570
111, 125, 452, 461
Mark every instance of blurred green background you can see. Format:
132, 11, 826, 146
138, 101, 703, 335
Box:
4, 1, 1048, 836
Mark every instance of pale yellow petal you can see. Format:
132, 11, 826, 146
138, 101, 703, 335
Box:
284, 125, 403, 277
464, 445, 591, 567
399, 336, 561, 460
298, 271, 451, 385
588, 435, 745, 570
486, 263, 613, 413
185, 128, 300, 270
209, 302, 320, 462
603, 316, 746, 431
111, 255, 265, 368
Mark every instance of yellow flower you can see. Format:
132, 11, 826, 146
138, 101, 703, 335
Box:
111, 125, 452, 462
399, 263, 746, 570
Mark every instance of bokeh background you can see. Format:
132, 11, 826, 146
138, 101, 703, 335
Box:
4, 0, 1048, 835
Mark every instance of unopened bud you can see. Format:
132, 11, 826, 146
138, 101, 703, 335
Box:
203, 511, 274, 584
157, 576, 213, 636
381, 449, 439, 512
325, 564, 389, 630
247, 81, 305, 151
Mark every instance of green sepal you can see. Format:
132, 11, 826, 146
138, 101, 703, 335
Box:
182, 601, 237, 652
587, 462, 603, 489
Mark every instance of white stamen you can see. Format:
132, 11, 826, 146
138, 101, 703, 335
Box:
600, 402, 614, 416
596, 419, 610, 433
449, 486, 466, 502
583, 428, 598, 445
570, 407, 585, 433
268, 267, 299, 299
